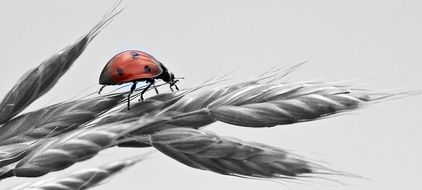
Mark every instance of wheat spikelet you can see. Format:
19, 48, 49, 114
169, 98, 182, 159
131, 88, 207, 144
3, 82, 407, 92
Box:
150, 127, 335, 179
0, 120, 139, 179
0, 141, 43, 170
10, 155, 146, 190
0, 2, 125, 125
0, 94, 124, 146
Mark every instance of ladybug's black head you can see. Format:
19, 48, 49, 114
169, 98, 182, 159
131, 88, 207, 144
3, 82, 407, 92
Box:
156, 62, 181, 91
169, 72, 175, 83
168, 72, 180, 91
166, 72, 179, 85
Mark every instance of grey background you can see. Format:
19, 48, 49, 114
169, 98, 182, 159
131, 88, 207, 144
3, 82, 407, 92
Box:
1, 0, 422, 189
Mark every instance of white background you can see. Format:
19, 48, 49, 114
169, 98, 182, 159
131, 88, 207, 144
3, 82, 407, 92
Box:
1, 0, 421, 189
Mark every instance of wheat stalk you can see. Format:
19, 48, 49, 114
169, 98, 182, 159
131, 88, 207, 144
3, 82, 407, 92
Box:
10, 155, 147, 190
0, 1, 125, 125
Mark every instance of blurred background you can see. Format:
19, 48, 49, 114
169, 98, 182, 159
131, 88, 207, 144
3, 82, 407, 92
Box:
0, 0, 421, 189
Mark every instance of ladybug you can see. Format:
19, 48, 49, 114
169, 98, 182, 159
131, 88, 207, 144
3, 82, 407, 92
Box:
98, 50, 180, 109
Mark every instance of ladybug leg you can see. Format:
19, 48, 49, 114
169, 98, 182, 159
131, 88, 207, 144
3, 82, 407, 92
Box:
127, 82, 137, 110
152, 84, 159, 94
98, 85, 106, 94
139, 82, 153, 102
170, 80, 180, 91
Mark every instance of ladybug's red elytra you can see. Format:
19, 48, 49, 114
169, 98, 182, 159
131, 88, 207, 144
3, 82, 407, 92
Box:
98, 50, 180, 109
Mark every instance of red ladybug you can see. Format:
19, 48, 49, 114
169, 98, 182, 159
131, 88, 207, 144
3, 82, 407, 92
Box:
98, 50, 179, 109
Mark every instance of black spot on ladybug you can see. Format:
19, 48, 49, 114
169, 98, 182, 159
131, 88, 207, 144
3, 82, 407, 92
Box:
144, 65, 152, 73
131, 51, 139, 59
117, 67, 124, 77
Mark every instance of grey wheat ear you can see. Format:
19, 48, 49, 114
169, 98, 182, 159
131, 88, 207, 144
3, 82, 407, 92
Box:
0, 1, 125, 125
10, 154, 148, 190
0, 94, 125, 146
126, 81, 391, 138
150, 127, 335, 179
0, 121, 139, 179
